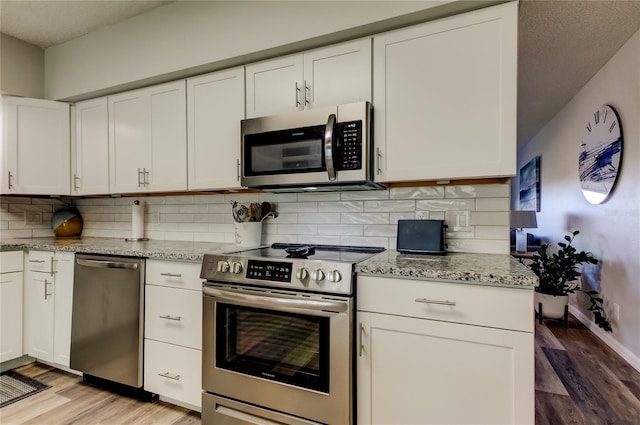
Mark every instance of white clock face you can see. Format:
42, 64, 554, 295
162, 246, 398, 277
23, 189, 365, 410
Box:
578, 104, 623, 204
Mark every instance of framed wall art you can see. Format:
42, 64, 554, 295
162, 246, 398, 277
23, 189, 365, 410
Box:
519, 156, 540, 211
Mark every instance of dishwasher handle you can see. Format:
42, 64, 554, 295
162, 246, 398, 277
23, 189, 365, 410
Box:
76, 258, 139, 270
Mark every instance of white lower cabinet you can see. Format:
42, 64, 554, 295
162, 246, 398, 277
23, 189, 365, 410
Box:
357, 276, 534, 425
0, 251, 24, 362
144, 260, 202, 410
23, 250, 75, 367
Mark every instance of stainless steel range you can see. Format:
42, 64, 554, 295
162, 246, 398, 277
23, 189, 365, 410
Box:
200, 243, 383, 425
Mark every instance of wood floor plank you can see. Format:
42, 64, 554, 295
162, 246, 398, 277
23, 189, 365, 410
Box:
535, 391, 586, 425
535, 343, 569, 395
622, 379, 640, 402
535, 318, 566, 350
0, 390, 71, 424
172, 410, 202, 425
542, 347, 627, 425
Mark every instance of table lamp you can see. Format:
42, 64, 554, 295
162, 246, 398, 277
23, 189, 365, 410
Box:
510, 210, 537, 253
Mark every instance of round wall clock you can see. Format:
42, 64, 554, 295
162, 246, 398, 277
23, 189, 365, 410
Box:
578, 104, 623, 204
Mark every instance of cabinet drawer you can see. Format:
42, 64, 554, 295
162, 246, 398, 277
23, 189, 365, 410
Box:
144, 339, 202, 410
25, 250, 54, 274
146, 259, 202, 291
357, 276, 533, 332
145, 285, 202, 349
1, 251, 23, 273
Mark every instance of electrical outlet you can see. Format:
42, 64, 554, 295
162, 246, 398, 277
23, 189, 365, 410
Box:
614, 303, 620, 321
415, 211, 428, 220
24, 211, 42, 225
445, 210, 471, 232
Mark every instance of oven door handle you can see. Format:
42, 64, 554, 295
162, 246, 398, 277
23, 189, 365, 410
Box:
203, 286, 348, 314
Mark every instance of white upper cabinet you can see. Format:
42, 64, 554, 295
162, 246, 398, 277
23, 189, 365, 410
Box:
73, 97, 109, 195
246, 38, 371, 118
187, 67, 245, 190
373, 2, 517, 183
108, 81, 187, 194
2, 96, 70, 195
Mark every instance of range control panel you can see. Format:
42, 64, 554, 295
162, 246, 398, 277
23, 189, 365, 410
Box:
200, 254, 354, 295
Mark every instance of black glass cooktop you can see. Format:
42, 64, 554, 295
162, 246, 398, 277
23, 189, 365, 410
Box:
227, 243, 385, 264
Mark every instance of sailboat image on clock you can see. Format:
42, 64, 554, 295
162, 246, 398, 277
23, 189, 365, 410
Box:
578, 104, 623, 205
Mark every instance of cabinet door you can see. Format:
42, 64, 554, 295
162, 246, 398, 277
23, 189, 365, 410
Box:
357, 311, 534, 425
245, 54, 303, 118
373, 2, 517, 182
147, 81, 188, 192
303, 38, 371, 110
0, 270, 23, 362
109, 90, 147, 194
23, 251, 55, 362
3, 97, 70, 195
74, 97, 109, 195
187, 68, 244, 190
53, 252, 75, 367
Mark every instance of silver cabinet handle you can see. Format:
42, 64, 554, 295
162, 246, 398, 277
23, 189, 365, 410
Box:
159, 314, 182, 321
144, 169, 150, 187
295, 82, 301, 108
324, 113, 337, 181
304, 80, 310, 106
158, 372, 180, 381
44, 279, 52, 300
236, 158, 241, 181
73, 174, 80, 191
415, 298, 457, 306
376, 148, 383, 176
138, 168, 144, 187
29, 259, 46, 263
359, 323, 365, 357
76, 258, 139, 270
51, 258, 57, 275
8, 171, 14, 189
160, 272, 182, 278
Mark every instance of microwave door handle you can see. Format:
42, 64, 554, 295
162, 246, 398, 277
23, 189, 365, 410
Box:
324, 113, 337, 181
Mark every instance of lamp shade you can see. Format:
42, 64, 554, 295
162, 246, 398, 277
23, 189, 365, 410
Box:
510, 210, 537, 229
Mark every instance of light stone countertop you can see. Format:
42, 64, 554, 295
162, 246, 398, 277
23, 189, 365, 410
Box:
356, 250, 538, 289
2, 238, 538, 288
0, 237, 239, 262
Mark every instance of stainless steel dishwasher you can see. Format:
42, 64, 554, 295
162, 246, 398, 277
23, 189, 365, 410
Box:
70, 254, 146, 391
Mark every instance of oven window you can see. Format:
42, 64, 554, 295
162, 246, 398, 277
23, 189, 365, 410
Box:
216, 303, 330, 393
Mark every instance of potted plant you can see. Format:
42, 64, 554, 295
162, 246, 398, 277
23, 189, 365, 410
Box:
529, 230, 612, 332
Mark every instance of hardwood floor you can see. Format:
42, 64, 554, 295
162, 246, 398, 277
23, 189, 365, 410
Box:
2, 315, 639, 425
535, 315, 640, 425
0, 363, 200, 425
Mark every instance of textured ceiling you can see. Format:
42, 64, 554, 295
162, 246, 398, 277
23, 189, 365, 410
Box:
1, 0, 639, 148
0, 0, 173, 48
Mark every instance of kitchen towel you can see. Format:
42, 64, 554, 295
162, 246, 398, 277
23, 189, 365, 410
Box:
131, 201, 145, 240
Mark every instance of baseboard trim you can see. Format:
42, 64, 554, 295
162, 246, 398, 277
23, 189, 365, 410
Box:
569, 305, 640, 373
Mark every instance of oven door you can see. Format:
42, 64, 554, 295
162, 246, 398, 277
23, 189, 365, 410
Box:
202, 285, 352, 424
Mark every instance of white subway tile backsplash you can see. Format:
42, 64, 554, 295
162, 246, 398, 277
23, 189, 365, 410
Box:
476, 197, 510, 211
416, 199, 475, 211
1, 183, 509, 254
341, 213, 389, 225
390, 186, 444, 199
365, 200, 414, 212
318, 201, 363, 213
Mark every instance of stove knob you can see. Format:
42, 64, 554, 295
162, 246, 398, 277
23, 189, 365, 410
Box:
327, 269, 342, 283
296, 267, 309, 281
310, 269, 325, 282
217, 261, 230, 273
232, 262, 243, 274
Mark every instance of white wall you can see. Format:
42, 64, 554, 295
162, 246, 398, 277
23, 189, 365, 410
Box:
43, 0, 491, 101
516, 30, 640, 367
0, 34, 44, 98
1, 183, 510, 254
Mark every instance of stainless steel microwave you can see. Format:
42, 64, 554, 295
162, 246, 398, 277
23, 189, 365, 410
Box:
240, 101, 384, 192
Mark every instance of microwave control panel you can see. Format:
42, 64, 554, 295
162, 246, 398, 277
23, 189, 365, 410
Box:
336, 120, 362, 170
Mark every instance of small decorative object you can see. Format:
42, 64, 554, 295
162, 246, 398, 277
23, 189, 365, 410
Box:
519, 156, 540, 211
231, 201, 277, 247
52, 203, 83, 237
579, 104, 623, 204
528, 230, 612, 332
509, 210, 537, 253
